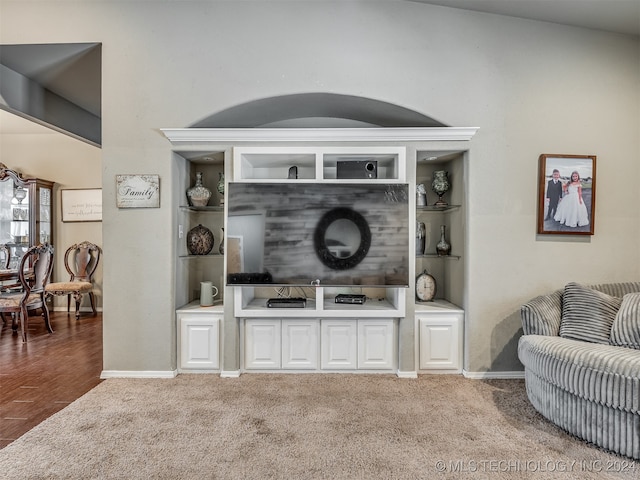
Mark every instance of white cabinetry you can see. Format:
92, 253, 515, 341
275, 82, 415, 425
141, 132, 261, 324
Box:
177, 303, 221, 372
282, 320, 320, 369
162, 129, 479, 379
244, 318, 395, 372
321, 320, 357, 369
417, 301, 463, 373
244, 319, 281, 369
358, 319, 395, 369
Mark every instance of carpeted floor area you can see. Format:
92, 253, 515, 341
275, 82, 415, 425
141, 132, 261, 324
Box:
0, 374, 637, 479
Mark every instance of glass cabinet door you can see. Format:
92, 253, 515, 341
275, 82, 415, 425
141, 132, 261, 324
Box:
37, 185, 52, 244
0, 165, 54, 270
0, 180, 29, 269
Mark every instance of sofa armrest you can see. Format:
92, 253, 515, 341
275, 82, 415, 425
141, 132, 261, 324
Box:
520, 290, 563, 336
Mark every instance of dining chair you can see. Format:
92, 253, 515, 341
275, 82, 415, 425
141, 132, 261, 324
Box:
45, 241, 101, 320
0, 243, 54, 342
0, 244, 10, 269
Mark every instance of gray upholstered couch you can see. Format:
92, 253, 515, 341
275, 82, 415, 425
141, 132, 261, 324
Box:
518, 282, 640, 459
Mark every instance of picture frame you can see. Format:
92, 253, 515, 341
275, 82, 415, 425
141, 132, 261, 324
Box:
115, 174, 160, 208
61, 188, 102, 222
537, 154, 596, 235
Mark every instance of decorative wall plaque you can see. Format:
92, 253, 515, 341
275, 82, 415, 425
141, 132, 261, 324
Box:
116, 174, 160, 208
61, 189, 102, 222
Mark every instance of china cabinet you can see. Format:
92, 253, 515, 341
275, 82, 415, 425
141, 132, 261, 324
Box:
0, 163, 54, 269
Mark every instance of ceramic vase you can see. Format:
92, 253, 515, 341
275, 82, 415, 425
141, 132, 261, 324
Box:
219, 227, 224, 255
436, 225, 451, 256
187, 224, 214, 255
217, 172, 225, 206
186, 172, 211, 207
416, 221, 426, 255
416, 184, 427, 206
431, 170, 450, 207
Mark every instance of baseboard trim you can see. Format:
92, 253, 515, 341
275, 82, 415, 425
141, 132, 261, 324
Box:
396, 370, 418, 379
100, 370, 178, 379
52, 307, 103, 313
220, 370, 241, 378
462, 370, 525, 379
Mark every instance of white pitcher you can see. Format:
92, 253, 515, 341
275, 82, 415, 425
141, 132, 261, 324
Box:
200, 281, 218, 306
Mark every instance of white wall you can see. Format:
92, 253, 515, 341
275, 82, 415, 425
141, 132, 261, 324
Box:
1, 130, 103, 310
1, 0, 638, 374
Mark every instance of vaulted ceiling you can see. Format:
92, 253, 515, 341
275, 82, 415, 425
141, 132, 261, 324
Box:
0, 1, 638, 144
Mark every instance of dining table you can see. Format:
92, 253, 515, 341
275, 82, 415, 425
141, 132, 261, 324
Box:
0, 268, 34, 285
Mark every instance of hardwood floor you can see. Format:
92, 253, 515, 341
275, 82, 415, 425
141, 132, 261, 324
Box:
0, 310, 103, 448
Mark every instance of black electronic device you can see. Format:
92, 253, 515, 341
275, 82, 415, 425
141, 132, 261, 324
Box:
335, 294, 367, 305
267, 297, 306, 308
336, 160, 377, 179
227, 272, 273, 284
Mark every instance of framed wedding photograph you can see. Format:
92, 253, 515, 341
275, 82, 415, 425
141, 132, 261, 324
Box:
537, 154, 596, 235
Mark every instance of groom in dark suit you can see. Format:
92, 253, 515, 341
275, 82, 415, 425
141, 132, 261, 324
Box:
546, 169, 563, 220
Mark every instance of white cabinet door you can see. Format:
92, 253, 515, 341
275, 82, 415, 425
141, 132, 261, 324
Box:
282, 320, 319, 369
179, 314, 220, 370
357, 319, 394, 370
419, 314, 462, 371
321, 320, 357, 369
245, 319, 281, 369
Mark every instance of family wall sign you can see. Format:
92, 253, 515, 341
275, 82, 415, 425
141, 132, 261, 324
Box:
116, 174, 160, 208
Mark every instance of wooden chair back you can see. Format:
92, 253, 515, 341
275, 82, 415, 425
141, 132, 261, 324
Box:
64, 241, 101, 283
0, 243, 55, 341
20, 243, 55, 295
0, 244, 10, 269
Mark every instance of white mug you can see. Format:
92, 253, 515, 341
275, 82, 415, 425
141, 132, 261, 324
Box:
200, 281, 218, 306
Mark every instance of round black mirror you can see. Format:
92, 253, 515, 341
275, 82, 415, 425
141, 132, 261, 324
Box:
314, 207, 371, 270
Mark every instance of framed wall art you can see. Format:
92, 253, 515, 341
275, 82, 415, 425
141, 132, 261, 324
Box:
61, 188, 103, 222
116, 174, 160, 208
537, 154, 596, 235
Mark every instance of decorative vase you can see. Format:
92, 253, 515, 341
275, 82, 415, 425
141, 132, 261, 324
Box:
14, 186, 27, 205
219, 227, 224, 255
436, 225, 451, 256
187, 224, 214, 255
416, 221, 426, 255
186, 172, 211, 207
431, 170, 450, 207
416, 184, 427, 206
217, 172, 225, 206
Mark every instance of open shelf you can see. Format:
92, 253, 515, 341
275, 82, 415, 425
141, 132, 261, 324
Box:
234, 286, 406, 318
179, 206, 224, 213
417, 205, 461, 212
419, 254, 461, 260
233, 146, 406, 182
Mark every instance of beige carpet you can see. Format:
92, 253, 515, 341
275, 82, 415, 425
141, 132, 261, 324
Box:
0, 374, 636, 479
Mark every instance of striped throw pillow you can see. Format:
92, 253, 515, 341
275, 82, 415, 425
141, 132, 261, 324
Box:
610, 293, 640, 349
559, 282, 622, 344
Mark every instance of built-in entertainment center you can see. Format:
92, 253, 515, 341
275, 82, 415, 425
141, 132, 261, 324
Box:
163, 128, 478, 377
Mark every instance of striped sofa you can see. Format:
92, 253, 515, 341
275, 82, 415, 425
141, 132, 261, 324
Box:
518, 282, 640, 459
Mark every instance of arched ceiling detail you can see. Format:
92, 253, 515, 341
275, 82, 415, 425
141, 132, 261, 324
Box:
191, 93, 447, 129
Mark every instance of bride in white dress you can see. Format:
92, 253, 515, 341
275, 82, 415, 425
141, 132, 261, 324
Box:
554, 171, 589, 227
